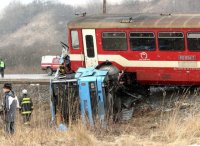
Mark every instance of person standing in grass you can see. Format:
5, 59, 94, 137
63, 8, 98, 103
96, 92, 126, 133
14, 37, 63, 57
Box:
19, 89, 33, 125
2, 83, 17, 134
0, 59, 5, 78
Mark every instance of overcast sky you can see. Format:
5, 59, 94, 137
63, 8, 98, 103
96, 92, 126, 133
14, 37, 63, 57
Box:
0, 0, 123, 11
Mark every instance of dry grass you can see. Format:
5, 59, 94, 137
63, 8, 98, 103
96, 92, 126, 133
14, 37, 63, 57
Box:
1, 105, 199, 146
0, 124, 97, 146
1, 87, 200, 146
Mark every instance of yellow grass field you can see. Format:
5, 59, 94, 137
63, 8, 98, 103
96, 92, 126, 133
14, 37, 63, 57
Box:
0, 86, 200, 146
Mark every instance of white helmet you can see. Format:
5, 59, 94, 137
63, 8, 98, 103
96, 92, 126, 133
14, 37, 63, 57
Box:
22, 89, 28, 95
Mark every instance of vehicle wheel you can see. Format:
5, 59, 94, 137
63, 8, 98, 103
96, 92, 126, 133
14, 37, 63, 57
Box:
97, 64, 119, 81
47, 67, 53, 76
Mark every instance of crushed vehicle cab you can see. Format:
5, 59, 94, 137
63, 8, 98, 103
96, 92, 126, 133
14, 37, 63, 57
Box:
50, 66, 142, 127
50, 67, 111, 126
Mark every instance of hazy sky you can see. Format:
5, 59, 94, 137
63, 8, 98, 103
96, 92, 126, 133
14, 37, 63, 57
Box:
0, 0, 123, 11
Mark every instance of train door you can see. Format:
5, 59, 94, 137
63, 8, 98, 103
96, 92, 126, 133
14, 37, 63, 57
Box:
82, 29, 98, 67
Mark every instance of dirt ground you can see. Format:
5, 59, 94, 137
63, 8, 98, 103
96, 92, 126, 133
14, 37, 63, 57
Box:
94, 88, 198, 130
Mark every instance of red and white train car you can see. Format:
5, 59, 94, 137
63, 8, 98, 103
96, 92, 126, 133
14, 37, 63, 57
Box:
67, 13, 200, 86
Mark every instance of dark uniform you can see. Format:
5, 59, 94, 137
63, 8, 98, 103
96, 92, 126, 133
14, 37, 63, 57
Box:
19, 94, 33, 125
64, 55, 71, 72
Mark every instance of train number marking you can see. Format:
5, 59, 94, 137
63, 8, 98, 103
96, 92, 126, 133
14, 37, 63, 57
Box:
178, 61, 197, 68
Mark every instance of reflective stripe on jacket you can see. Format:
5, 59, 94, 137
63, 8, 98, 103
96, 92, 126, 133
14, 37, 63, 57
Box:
0, 61, 5, 68
19, 96, 33, 115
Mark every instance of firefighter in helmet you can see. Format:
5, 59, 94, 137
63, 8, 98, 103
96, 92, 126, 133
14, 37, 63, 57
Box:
59, 63, 66, 76
19, 89, 33, 125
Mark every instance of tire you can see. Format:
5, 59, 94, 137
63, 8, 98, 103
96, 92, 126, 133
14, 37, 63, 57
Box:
97, 64, 119, 81
47, 67, 53, 76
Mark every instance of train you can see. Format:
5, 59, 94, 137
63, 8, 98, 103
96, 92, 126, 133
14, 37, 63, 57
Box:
67, 13, 200, 89
51, 13, 200, 125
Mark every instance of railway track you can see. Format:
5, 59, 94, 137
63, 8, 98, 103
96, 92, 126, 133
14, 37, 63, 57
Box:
0, 74, 53, 84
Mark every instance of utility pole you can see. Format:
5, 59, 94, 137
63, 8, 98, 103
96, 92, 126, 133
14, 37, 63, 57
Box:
173, 0, 176, 13
103, 0, 107, 14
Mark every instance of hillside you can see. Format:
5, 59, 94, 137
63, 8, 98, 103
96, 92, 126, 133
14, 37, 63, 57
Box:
110, 0, 200, 13
1, 0, 200, 73
0, 10, 62, 71
0, 1, 74, 73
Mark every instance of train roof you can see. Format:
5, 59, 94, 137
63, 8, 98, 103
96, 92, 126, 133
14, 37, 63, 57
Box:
68, 13, 200, 29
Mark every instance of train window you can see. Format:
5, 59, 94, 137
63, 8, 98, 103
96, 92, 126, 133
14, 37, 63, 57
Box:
187, 33, 200, 51
130, 32, 156, 51
71, 30, 80, 49
158, 32, 184, 51
85, 35, 95, 58
102, 32, 127, 50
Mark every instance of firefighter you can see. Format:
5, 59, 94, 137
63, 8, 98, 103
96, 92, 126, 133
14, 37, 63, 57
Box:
59, 63, 66, 76
2, 83, 17, 134
55, 45, 69, 78
63, 55, 73, 74
19, 89, 33, 125
0, 59, 5, 78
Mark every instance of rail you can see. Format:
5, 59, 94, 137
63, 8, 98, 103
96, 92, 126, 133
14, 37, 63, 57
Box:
0, 79, 50, 85
0, 74, 53, 85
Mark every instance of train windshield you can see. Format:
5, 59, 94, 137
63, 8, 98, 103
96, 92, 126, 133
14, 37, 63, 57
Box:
71, 30, 80, 49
